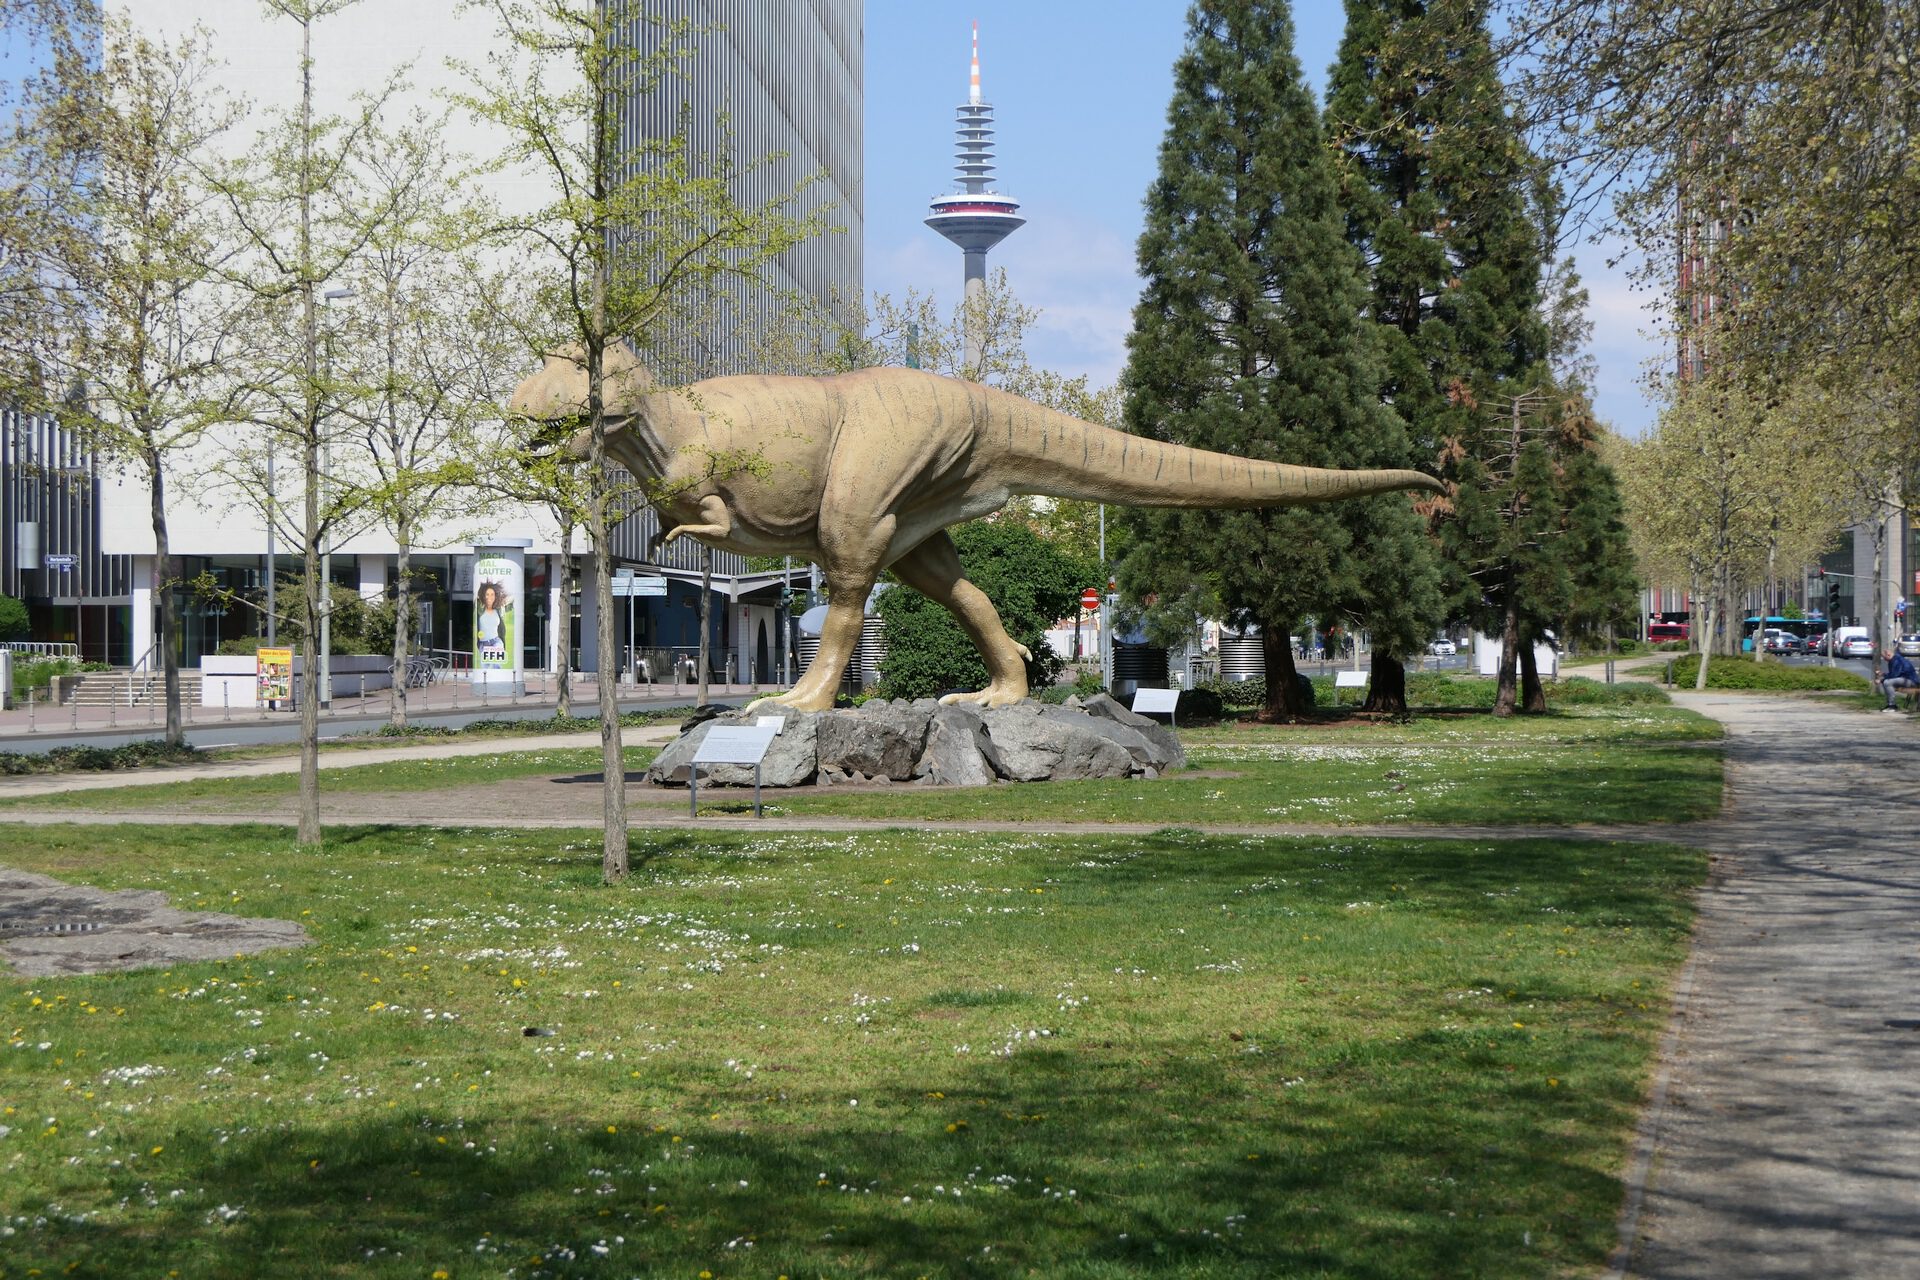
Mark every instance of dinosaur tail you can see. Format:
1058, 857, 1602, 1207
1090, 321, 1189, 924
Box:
992, 391, 1445, 508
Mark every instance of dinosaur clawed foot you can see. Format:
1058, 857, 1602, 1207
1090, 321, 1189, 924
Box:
746, 689, 836, 714
938, 682, 1029, 709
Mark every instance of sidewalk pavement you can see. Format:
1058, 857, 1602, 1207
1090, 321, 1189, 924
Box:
0, 722, 685, 800
1611, 688, 1920, 1279
0, 673, 769, 743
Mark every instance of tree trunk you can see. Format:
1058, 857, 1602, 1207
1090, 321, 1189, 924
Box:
390, 518, 411, 730
1695, 568, 1721, 690
555, 535, 574, 719
1363, 652, 1408, 716
1494, 594, 1520, 717
295, 10, 321, 848
298, 433, 322, 846
1519, 638, 1546, 713
1259, 626, 1309, 719
148, 447, 183, 748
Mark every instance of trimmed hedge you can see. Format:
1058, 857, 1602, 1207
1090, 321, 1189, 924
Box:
1666, 654, 1870, 692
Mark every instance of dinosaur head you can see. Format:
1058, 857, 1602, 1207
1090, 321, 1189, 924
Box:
507, 342, 656, 458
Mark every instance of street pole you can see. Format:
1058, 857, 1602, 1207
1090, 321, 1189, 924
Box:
1098, 504, 1110, 691
265, 443, 276, 645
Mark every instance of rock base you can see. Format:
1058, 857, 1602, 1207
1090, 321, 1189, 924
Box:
646, 693, 1183, 788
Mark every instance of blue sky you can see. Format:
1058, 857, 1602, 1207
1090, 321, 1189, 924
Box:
864, 3, 1665, 436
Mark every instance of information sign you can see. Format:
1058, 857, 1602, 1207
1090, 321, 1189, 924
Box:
689, 724, 780, 819
1131, 687, 1179, 726
44, 554, 74, 569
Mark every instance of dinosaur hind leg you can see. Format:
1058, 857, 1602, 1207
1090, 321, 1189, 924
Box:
747, 527, 891, 713
889, 531, 1031, 708
746, 586, 869, 713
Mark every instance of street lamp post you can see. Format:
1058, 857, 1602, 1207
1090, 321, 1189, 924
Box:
318, 287, 355, 710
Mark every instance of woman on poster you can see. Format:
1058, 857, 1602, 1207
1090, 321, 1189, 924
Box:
475, 580, 512, 669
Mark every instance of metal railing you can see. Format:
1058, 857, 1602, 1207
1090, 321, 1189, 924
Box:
2, 641, 79, 660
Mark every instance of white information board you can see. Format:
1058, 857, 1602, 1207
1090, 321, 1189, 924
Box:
756, 715, 787, 735
1131, 688, 1179, 715
1333, 671, 1368, 688
693, 725, 779, 765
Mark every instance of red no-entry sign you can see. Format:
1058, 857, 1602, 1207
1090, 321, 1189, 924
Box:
1081, 588, 1101, 611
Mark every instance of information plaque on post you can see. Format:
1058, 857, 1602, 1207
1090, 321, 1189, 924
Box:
1130, 686, 1180, 727
689, 724, 780, 818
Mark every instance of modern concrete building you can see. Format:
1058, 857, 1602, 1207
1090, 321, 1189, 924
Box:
31, 0, 865, 683
1, 407, 133, 663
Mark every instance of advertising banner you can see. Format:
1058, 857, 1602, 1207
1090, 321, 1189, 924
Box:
256, 646, 293, 706
470, 541, 530, 693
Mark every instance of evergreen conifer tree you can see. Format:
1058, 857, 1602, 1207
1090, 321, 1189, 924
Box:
1119, 0, 1438, 719
1329, 0, 1585, 714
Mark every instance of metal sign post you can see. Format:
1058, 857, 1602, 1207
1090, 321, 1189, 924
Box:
688, 724, 780, 819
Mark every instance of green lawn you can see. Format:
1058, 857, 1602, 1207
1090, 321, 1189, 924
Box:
4, 702, 1724, 829
1, 822, 1703, 1279
0, 746, 656, 812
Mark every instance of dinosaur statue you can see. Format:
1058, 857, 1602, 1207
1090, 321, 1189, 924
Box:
509, 346, 1445, 712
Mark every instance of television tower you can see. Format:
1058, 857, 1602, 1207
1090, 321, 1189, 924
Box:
925, 21, 1024, 375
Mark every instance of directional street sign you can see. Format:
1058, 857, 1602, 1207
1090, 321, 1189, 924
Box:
43, 554, 75, 570
610, 575, 668, 597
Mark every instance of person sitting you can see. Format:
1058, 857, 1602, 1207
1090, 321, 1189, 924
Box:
1878, 646, 1918, 711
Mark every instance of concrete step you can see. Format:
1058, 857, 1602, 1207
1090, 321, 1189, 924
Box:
57, 671, 204, 708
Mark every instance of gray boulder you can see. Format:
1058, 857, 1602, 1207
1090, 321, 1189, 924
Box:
1036, 704, 1171, 773
817, 703, 930, 780
979, 702, 1134, 780
1078, 692, 1186, 770
913, 704, 1002, 787
646, 710, 820, 787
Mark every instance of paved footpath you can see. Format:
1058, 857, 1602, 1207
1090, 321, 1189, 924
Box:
1611, 689, 1920, 1279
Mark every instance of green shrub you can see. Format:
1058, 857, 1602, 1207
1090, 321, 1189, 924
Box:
0, 593, 28, 641
11, 657, 75, 698
1548, 676, 1670, 706
1197, 675, 1266, 709
1176, 686, 1225, 721
0, 739, 200, 776
1666, 654, 1870, 692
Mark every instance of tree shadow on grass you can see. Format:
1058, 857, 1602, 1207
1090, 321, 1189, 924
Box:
13, 1035, 1632, 1280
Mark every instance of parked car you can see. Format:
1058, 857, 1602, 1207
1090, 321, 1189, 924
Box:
1428, 638, 1457, 657
1833, 626, 1872, 658
1898, 633, 1920, 657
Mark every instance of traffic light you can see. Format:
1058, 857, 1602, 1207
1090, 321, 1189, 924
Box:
1827, 581, 1841, 616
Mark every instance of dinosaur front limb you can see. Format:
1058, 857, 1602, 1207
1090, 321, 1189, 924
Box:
661, 494, 732, 547
890, 532, 1032, 708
